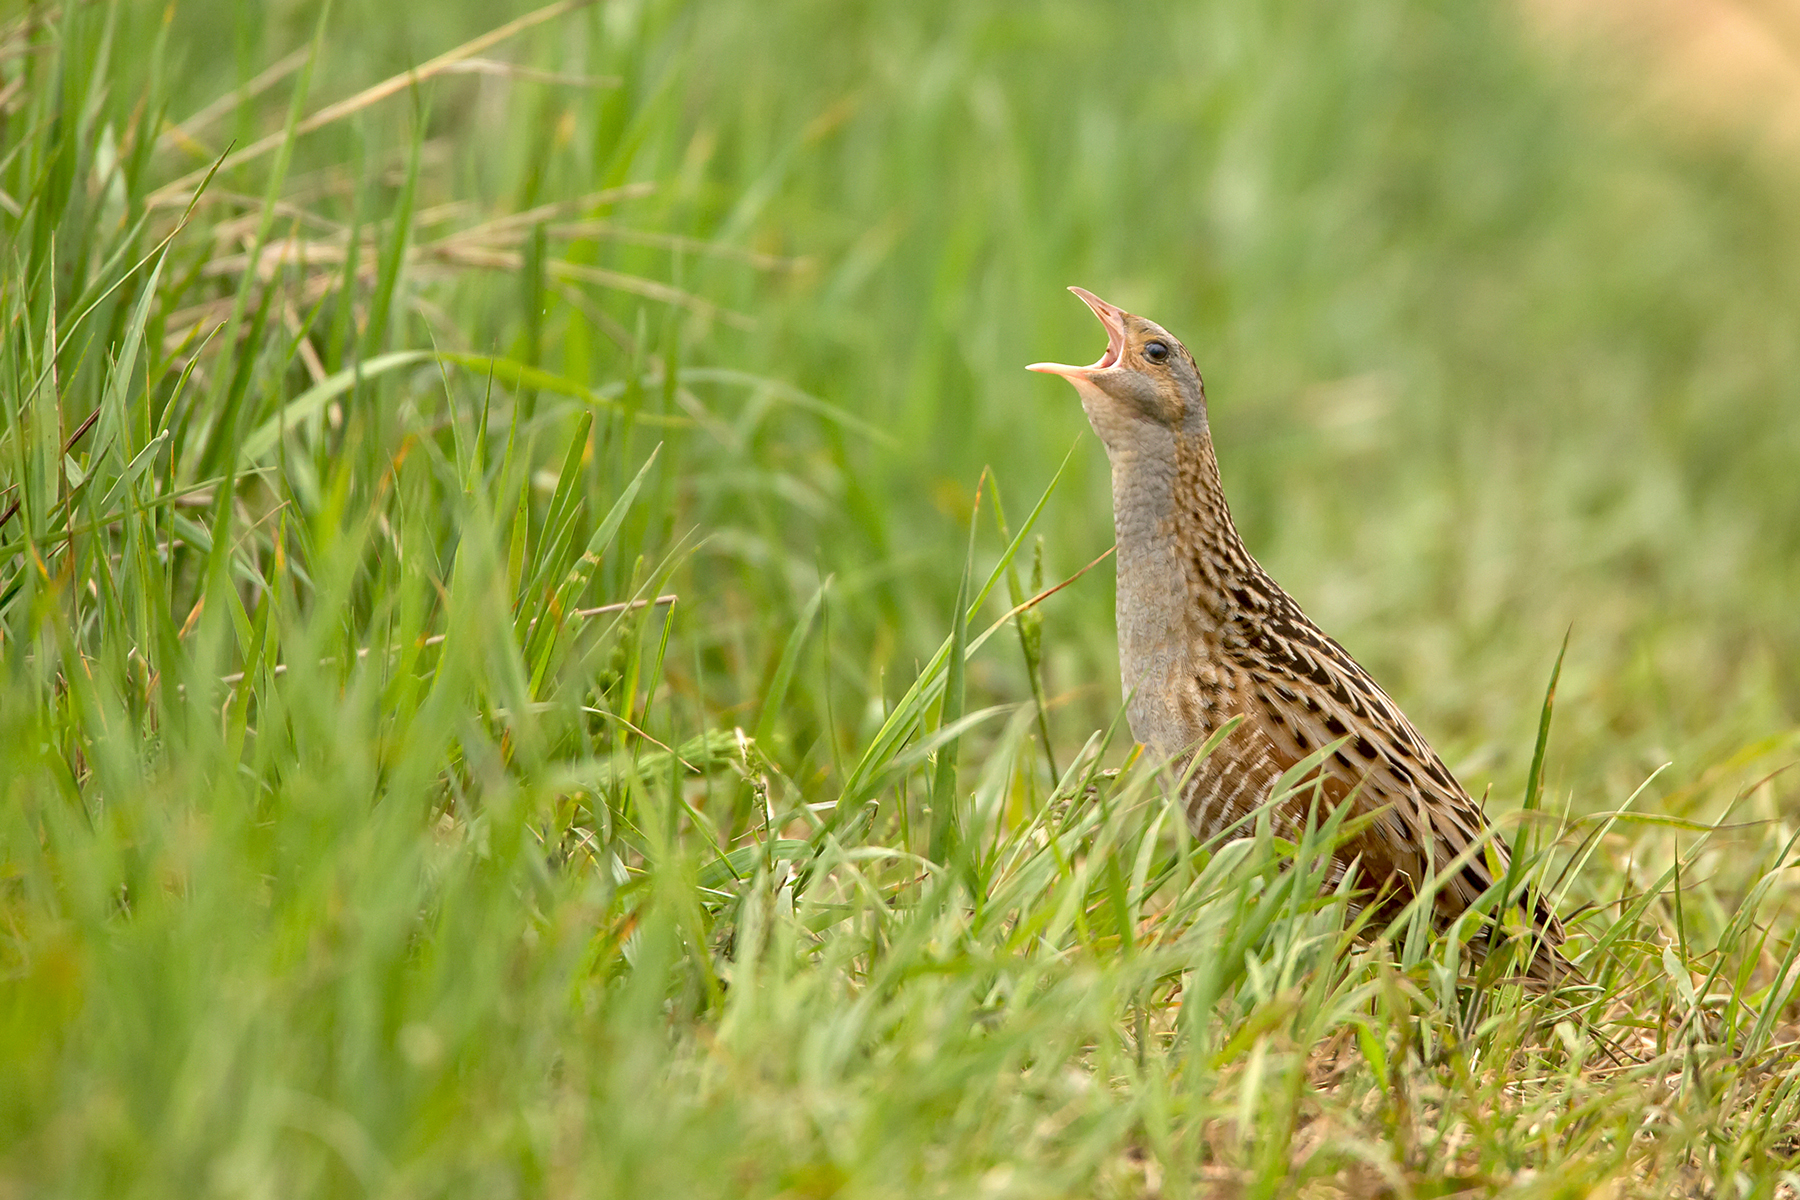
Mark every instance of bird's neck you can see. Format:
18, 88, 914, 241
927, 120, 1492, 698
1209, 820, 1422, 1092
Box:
1110, 429, 1259, 750
1111, 429, 1256, 629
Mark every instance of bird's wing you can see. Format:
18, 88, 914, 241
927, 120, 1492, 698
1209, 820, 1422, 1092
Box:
1224, 598, 1554, 938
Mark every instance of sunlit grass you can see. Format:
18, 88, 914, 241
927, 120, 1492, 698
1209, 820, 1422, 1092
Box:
3, 1, 1799, 1196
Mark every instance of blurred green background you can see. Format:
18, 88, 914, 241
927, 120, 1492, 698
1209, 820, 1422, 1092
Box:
153, 0, 1800, 805
8, 0, 1800, 1193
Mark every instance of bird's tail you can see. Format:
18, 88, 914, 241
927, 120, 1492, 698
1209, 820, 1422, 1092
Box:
1484, 893, 1582, 988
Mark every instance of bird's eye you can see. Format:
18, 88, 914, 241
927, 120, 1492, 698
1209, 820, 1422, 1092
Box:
1143, 340, 1170, 363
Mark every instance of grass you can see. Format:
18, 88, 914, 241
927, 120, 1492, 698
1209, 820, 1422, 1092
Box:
3, 0, 1800, 1195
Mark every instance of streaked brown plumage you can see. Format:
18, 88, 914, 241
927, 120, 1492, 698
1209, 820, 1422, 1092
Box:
1029, 287, 1567, 981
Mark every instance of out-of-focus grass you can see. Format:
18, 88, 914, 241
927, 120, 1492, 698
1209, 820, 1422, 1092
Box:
2, 0, 1798, 1195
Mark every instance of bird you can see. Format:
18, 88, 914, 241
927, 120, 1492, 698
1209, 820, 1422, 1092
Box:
1028, 286, 1569, 982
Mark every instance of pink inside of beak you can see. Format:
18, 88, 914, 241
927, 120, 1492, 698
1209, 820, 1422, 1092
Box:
1027, 285, 1128, 377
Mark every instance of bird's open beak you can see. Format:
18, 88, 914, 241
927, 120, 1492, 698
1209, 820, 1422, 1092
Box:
1027, 286, 1129, 378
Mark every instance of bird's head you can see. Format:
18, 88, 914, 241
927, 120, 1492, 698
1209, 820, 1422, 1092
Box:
1028, 287, 1207, 455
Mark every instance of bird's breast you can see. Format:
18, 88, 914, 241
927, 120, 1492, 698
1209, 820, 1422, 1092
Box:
1114, 548, 1220, 760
